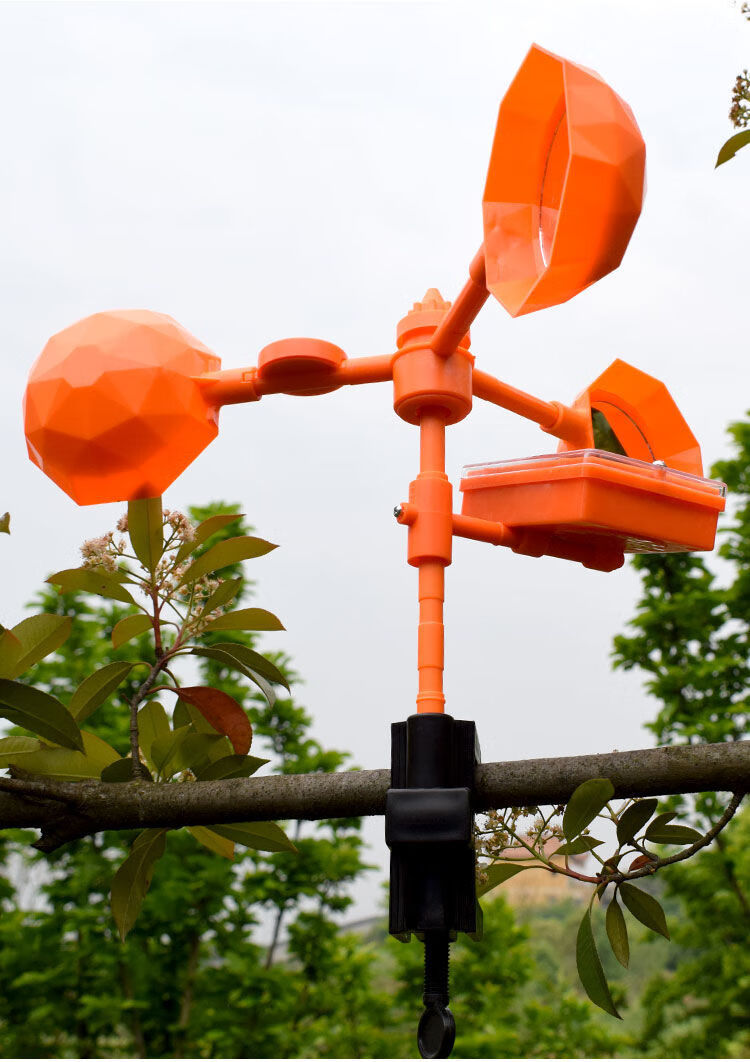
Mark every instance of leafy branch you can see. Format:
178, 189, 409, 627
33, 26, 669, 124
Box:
477, 781, 746, 1017
716, 3, 750, 165
0, 498, 295, 938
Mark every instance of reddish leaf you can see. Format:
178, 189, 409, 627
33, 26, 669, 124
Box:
174, 686, 252, 755
629, 853, 656, 872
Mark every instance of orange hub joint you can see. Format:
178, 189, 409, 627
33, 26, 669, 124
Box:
393, 290, 474, 426
407, 474, 453, 567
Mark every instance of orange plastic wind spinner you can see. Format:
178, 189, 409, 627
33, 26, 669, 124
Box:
21, 45, 725, 1060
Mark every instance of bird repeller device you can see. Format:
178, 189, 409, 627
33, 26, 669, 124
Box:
23, 45, 725, 1059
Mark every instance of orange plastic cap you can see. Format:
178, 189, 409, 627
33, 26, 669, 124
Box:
257, 337, 347, 396
24, 310, 221, 505
561, 360, 703, 476
393, 290, 473, 425
483, 44, 645, 317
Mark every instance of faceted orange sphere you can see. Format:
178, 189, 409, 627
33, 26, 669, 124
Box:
483, 44, 646, 317
24, 310, 221, 505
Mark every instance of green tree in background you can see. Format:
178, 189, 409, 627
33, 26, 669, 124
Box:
612, 421, 750, 1056
636, 807, 750, 1058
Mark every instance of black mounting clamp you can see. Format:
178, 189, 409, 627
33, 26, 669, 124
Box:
386, 713, 483, 1059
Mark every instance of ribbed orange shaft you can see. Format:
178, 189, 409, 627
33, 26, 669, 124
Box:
417, 561, 446, 713
416, 409, 449, 714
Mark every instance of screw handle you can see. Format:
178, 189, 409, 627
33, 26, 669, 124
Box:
417, 931, 455, 1058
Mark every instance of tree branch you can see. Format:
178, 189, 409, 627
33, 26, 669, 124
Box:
610, 790, 745, 884
0, 739, 747, 852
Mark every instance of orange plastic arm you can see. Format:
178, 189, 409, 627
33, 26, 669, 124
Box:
472, 368, 590, 445
198, 353, 394, 406
430, 245, 489, 357
197, 368, 260, 406
451, 513, 519, 548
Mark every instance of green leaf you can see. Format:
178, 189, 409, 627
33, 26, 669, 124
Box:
148, 725, 228, 778
195, 754, 268, 780
606, 896, 630, 968
0, 630, 22, 677
553, 837, 604, 856
202, 578, 243, 614
189, 645, 259, 678
150, 725, 192, 778
616, 798, 659, 847
211, 643, 290, 691
0, 736, 41, 766
174, 701, 214, 734
0, 680, 83, 750
187, 825, 234, 860
7, 731, 119, 780
137, 702, 170, 761
203, 608, 285, 633
69, 661, 134, 722
174, 705, 234, 761
563, 778, 614, 841
476, 863, 529, 898
211, 821, 297, 853
172, 701, 192, 729
47, 568, 136, 605
128, 498, 163, 574
111, 614, 152, 650
576, 908, 621, 1018
0, 512, 10, 534
716, 129, 750, 167
111, 828, 167, 941
620, 882, 670, 939
591, 409, 626, 456
644, 823, 703, 845
242, 669, 276, 707
177, 537, 277, 587
174, 732, 227, 774
174, 514, 243, 565
645, 811, 676, 832
101, 757, 153, 783
0, 614, 73, 679
189, 646, 277, 707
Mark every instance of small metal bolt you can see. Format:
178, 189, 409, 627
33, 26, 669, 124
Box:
652, 460, 666, 469
394, 504, 403, 519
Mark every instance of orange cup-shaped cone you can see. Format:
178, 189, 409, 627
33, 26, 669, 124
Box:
24, 310, 221, 505
483, 44, 646, 317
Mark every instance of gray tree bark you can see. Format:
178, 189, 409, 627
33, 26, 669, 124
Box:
0, 738, 747, 852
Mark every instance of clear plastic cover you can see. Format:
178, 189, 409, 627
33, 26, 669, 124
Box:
461, 449, 727, 497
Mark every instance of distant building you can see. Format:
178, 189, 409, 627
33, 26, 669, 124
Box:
487, 837, 588, 908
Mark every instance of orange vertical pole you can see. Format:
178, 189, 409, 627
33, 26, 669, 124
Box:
415, 408, 449, 714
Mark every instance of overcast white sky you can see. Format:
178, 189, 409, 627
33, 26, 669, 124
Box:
0, 0, 747, 921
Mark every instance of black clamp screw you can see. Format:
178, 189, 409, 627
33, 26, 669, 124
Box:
386, 713, 482, 1059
